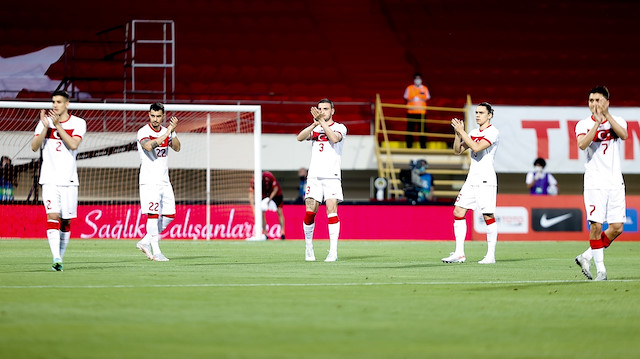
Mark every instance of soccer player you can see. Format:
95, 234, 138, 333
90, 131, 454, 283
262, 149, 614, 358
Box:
135, 102, 181, 261
31, 90, 86, 271
442, 102, 499, 264
574, 86, 627, 281
296, 98, 347, 262
248, 171, 286, 240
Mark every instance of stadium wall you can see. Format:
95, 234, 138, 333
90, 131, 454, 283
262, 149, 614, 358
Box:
4, 105, 639, 173
3, 132, 377, 171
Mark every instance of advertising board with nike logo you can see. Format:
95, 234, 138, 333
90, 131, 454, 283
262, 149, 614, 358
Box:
532, 209, 583, 232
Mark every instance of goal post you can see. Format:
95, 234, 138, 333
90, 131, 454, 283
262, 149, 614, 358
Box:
0, 101, 263, 240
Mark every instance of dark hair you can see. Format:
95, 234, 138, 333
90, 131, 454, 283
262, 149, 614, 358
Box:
478, 101, 494, 116
413, 73, 422, 79
533, 158, 546, 167
589, 86, 610, 100
51, 90, 69, 100
150, 102, 165, 113
318, 98, 334, 109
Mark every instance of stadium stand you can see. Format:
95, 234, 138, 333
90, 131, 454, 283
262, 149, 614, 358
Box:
2, 0, 640, 200
3, 0, 640, 124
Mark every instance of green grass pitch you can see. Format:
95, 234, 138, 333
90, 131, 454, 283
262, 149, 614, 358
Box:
1, 239, 639, 359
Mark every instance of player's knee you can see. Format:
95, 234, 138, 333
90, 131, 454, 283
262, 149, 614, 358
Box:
304, 211, 316, 225
163, 215, 175, 227
60, 220, 71, 233
609, 223, 624, 238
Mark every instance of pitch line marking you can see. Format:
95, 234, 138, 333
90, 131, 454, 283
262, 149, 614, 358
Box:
1, 279, 638, 289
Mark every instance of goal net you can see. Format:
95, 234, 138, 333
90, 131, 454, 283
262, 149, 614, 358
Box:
0, 101, 263, 240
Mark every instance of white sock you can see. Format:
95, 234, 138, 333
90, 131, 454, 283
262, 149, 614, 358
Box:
593, 248, 606, 273
139, 233, 150, 245
60, 231, 70, 258
47, 220, 61, 260
485, 222, 498, 259
146, 217, 160, 254
581, 247, 593, 261
157, 215, 174, 234
453, 219, 466, 255
303, 222, 315, 248
328, 215, 340, 255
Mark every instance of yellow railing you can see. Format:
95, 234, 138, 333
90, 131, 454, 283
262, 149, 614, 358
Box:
374, 94, 472, 199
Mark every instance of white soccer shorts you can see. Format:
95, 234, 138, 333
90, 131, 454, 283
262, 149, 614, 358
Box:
584, 188, 626, 224
455, 182, 497, 214
305, 177, 344, 203
260, 197, 278, 212
140, 183, 176, 215
41, 184, 78, 219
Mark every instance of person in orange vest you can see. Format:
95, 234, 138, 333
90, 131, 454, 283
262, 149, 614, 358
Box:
404, 73, 431, 149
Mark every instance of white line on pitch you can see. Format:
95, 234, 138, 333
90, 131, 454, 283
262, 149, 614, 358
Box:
1, 279, 638, 289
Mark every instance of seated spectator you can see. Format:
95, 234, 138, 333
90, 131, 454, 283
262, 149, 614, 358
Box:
525, 158, 558, 195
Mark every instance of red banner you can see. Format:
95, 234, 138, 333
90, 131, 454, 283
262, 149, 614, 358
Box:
0, 204, 468, 240
6, 196, 637, 241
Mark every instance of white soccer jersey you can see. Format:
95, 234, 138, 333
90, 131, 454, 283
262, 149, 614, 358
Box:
575, 115, 626, 189
137, 124, 175, 185
34, 114, 86, 186
306, 122, 347, 179
465, 125, 499, 185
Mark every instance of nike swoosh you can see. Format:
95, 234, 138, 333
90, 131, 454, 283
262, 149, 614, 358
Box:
540, 213, 573, 228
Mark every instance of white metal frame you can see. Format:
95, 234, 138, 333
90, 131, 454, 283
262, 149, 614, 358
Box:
0, 101, 262, 241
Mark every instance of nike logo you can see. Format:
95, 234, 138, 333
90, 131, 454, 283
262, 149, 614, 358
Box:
540, 213, 573, 228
